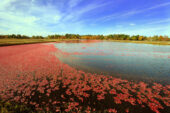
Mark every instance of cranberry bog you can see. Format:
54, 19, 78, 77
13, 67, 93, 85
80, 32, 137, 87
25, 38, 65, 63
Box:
0, 42, 169, 113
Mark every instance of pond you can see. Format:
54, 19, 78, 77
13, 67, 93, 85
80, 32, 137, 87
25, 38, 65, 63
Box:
54, 40, 170, 85
0, 42, 169, 113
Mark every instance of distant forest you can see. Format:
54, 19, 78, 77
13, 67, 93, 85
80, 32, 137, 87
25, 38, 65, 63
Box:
0, 34, 170, 41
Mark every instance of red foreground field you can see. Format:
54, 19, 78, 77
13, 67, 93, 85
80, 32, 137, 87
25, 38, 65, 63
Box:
0, 43, 169, 113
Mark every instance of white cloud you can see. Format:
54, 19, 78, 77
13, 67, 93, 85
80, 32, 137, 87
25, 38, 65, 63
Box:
104, 23, 170, 36
0, 0, 111, 36
1, 0, 169, 36
63, 1, 111, 22
0, 0, 63, 36
148, 18, 170, 25
129, 23, 136, 26
148, 2, 170, 10
0, 0, 16, 11
0, 12, 39, 24
54, 15, 61, 22
69, 0, 82, 8
98, 2, 170, 22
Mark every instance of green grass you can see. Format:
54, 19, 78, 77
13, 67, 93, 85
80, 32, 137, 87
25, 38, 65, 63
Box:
0, 39, 78, 46
0, 39, 170, 46
109, 40, 170, 45
0, 100, 33, 113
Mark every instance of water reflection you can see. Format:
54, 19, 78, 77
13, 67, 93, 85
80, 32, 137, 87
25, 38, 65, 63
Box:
54, 40, 170, 85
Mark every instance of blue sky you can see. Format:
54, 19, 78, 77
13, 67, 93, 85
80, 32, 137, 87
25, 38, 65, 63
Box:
0, 0, 170, 36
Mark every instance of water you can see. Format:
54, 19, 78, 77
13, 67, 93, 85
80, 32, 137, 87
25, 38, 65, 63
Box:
54, 40, 170, 85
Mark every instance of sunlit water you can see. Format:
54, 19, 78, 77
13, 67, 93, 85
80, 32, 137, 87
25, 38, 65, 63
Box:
54, 40, 170, 85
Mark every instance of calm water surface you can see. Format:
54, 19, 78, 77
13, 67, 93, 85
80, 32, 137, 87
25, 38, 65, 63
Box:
54, 40, 170, 84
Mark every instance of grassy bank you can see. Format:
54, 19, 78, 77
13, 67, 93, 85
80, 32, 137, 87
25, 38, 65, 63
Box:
0, 39, 78, 46
0, 39, 170, 46
109, 40, 170, 45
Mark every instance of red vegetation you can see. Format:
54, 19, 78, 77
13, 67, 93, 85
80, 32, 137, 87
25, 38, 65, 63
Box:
0, 43, 169, 113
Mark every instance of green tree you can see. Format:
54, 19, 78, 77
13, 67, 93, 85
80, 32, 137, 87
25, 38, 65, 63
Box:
131, 35, 139, 40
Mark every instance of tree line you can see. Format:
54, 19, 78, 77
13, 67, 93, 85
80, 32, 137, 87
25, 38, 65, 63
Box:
0, 34, 169, 41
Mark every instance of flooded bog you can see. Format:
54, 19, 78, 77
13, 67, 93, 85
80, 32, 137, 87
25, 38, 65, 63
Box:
54, 40, 170, 84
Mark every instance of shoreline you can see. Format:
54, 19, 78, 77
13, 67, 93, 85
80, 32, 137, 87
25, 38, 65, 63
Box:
0, 39, 170, 46
108, 40, 170, 45
0, 39, 79, 46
